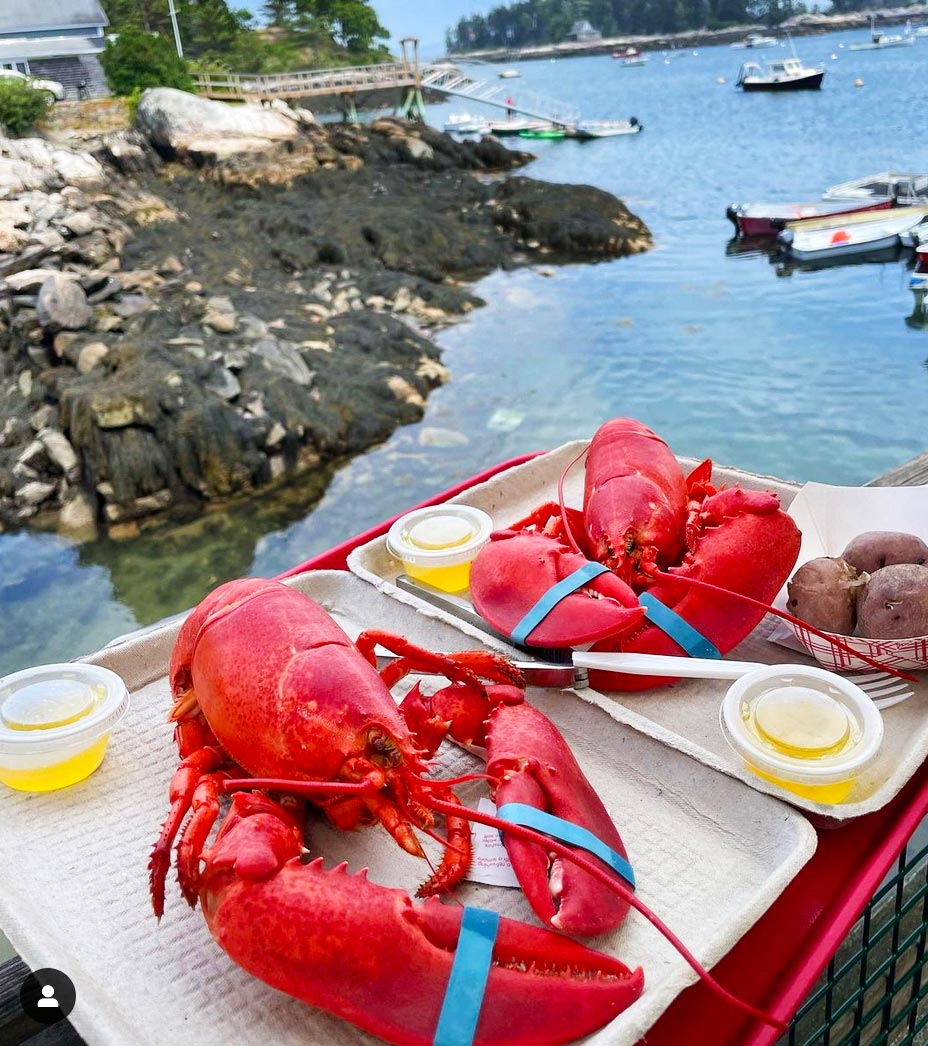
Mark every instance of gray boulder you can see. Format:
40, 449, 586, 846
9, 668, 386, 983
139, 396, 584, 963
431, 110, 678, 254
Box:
36, 274, 93, 332
136, 88, 300, 161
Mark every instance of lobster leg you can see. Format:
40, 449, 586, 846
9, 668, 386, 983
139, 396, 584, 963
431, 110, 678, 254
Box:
200, 792, 644, 1046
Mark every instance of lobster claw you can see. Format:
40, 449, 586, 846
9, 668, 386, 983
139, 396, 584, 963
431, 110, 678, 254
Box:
470, 530, 645, 647
487, 702, 633, 938
200, 793, 643, 1046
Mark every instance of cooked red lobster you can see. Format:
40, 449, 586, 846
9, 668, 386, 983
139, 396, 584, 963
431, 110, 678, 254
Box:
149, 576, 781, 1044
149, 577, 644, 1045
470, 418, 804, 689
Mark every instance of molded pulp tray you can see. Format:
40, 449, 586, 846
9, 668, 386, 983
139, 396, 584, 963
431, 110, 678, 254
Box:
0, 570, 816, 1046
347, 441, 928, 823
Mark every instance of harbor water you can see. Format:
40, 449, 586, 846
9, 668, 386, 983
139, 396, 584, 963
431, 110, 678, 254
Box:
2, 24, 927, 674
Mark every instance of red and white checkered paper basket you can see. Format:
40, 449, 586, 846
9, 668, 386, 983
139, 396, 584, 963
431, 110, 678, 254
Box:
787, 622, 928, 673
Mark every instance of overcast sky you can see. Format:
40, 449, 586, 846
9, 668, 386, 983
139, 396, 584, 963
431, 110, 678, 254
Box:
239, 2, 500, 57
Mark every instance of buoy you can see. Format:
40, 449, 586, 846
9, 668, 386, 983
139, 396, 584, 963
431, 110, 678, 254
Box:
854, 77, 864, 88
716, 76, 725, 84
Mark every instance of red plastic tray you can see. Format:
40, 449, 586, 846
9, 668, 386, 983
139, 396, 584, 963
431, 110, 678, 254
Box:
278, 454, 928, 1043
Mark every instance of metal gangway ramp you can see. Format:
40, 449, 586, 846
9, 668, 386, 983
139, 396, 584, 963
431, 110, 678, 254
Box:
419, 63, 581, 128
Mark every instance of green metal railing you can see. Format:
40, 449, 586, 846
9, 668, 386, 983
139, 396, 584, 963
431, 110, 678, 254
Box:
784, 839, 928, 1046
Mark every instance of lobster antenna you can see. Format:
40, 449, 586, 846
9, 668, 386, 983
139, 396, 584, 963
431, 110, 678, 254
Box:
650, 569, 917, 682
423, 794, 786, 1032
557, 446, 588, 555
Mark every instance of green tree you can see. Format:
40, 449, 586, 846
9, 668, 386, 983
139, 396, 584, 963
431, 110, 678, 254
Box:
100, 26, 194, 95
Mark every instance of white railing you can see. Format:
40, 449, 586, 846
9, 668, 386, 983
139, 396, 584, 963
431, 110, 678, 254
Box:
194, 60, 583, 127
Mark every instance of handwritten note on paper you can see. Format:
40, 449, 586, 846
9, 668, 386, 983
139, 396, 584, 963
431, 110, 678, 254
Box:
466, 798, 521, 887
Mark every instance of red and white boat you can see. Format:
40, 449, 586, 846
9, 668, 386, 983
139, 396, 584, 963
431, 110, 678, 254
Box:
612, 46, 648, 65
727, 196, 894, 237
777, 205, 928, 261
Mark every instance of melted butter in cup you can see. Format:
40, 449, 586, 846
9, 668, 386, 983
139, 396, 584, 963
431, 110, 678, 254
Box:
752, 686, 851, 758
387, 505, 493, 594
720, 665, 884, 807
0, 664, 129, 793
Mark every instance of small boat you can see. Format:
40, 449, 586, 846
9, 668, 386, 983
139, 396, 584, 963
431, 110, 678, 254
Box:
727, 197, 894, 237
822, 172, 928, 206
487, 117, 553, 136
849, 17, 916, 50
499, 69, 520, 78
777, 205, 928, 261
612, 47, 649, 65
571, 118, 642, 139
736, 56, 824, 91
519, 127, 566, 140
731, 33, 778, 49
443, 113, 491, 135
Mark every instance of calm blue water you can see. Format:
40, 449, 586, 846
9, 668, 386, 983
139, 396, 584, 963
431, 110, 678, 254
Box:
2, 26, 927, 673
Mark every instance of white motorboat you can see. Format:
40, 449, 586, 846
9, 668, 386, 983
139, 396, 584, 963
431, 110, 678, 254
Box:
735, 56, 824, 91
823, 172, 928, 206
731, 33, 778, 49
499, 69, 521, 78
443, 113, 491, 135
777, 205, 928, 261
571, 118, 642, 139
849, 17, 916, 50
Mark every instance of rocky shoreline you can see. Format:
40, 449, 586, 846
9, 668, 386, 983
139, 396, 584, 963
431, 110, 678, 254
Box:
0, 89, 651, 540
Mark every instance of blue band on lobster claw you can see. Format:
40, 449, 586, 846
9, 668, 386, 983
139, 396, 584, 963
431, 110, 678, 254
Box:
495, 802, 636, 889
433, 906, 500, 1046
509, 561, 612, 646
638, 592, 722, 660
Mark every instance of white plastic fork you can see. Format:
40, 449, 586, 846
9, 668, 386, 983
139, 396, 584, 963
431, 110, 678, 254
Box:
571, 652, 916, 711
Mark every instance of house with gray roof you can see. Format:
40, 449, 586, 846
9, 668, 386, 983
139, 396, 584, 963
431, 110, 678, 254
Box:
0, 1, 109, 99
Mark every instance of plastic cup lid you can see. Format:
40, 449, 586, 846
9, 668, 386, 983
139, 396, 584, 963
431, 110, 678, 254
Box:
0, 663, 130, 755
386, 505, 493, 567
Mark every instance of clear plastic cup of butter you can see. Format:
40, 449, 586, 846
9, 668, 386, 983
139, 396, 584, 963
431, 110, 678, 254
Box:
386, 505, 493, 594
0, 663, 130, 792
720, 665, 883, 805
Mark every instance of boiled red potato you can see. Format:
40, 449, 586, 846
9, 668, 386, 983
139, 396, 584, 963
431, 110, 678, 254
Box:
857, 563, 928, 640
841, 531, 928, 575
786, 556, 865, 636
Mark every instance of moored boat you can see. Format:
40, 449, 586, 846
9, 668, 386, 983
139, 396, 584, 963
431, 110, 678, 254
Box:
487, 116, 553, 136
849, 17, 915, 50
613, 46, 649, 65
777, 205, 928, 261
731, 33, 778, 49
822, 172, 928, 206
727, 197, 894, 237
443, 112, 491, 135
736, 56, 824, 91
571, 118, 642, 139
519, 127, 567, 140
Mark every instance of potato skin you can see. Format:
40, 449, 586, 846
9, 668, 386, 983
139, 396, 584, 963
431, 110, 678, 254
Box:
786, 557, 864, 635
841, 531, 928, 575
857, 563, 928, 639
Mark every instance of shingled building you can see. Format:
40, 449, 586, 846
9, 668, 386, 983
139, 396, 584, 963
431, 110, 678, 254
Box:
0, 0, 109, 99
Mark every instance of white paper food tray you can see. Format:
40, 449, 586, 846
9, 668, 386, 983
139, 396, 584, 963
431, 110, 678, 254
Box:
347, 442, 928, 822
0, 570, 816, 1046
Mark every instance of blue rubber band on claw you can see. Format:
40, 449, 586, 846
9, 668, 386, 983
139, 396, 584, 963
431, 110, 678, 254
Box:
433, 906, 500, 1046
509, 561, 611, 645
638, 591, 722, 660
496, 803, 636, 889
